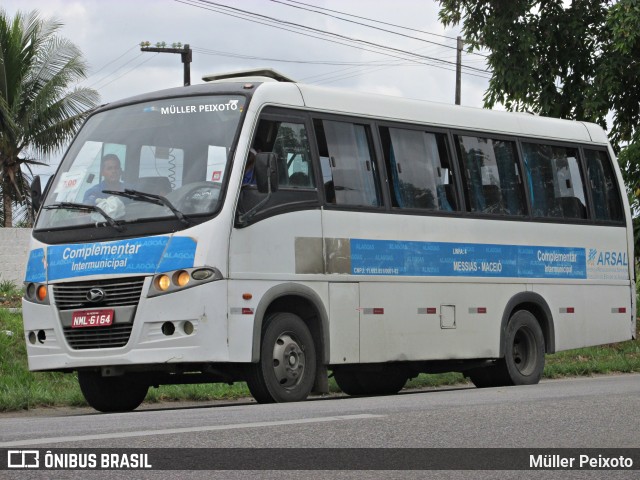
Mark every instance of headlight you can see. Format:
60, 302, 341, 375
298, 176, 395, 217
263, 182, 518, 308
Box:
24, 282, 50, 305
148, 267, 222, 297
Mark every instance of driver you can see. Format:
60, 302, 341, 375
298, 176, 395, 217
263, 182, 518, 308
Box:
83, 154, 128, 205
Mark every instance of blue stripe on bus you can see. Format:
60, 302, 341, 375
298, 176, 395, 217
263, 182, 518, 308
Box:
24, 248, 46, 283
25, 236, 197, 282
350, 239, 586, 279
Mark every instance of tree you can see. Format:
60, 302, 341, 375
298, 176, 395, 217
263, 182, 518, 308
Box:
0, 9, 99, 227
438, 0, 640, 250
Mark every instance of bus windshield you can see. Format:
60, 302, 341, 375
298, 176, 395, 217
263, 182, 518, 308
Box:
36, 95, 246, 230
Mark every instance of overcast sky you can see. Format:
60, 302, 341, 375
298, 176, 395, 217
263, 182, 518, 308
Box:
5, 0, 491, 175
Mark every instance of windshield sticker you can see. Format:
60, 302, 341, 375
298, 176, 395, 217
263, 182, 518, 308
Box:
161, 100, 240, 115
53, 171, 83, 195
44, 236, 197, 281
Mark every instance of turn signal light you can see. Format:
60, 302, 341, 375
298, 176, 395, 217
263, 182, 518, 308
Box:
36, 285, 47, 301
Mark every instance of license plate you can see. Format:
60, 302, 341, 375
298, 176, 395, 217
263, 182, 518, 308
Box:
71, 309, 114, 328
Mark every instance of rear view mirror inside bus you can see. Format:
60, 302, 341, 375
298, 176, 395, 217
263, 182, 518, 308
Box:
255, 152, 279, 194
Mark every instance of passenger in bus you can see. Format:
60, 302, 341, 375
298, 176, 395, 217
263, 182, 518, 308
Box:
243, 148, 258, 185
83, 154, 127, 205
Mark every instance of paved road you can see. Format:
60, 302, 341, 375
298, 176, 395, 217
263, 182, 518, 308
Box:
1, 374, 638, 479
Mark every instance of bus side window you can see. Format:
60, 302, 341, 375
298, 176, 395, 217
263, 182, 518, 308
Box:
455, 136, 525, 216
522, 143, 588, 220
313, 119, 382, 207
585, 149, 624, 223
379, 126, 457, 211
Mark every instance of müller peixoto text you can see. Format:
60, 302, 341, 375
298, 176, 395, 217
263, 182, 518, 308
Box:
530, 454, 634, 469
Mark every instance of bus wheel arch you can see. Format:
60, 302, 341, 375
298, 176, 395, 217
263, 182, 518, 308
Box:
500, 292, 555, 356
250, 283, 329, 398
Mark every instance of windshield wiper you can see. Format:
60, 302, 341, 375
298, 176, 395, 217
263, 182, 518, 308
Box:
103, 189, 191, 226
43, 202, 124, 232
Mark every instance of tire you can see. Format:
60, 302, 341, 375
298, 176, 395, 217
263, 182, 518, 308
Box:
334, 367, 407, 396
467, 310, 545, 388
78, 371, 149, 413
502, 310, 545, 385
246, 312, 316, 403
466, 364, 509, 388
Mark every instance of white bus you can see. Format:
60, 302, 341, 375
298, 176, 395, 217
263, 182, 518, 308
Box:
23, 69, 635, 412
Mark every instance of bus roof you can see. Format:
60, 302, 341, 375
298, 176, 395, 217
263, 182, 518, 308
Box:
99, 70, 608, 146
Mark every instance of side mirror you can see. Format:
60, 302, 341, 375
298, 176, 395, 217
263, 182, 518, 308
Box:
30, 175, 43, 215
254, 152, 279, 194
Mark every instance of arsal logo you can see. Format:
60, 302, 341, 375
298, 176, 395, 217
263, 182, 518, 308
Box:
588, 248, 628, 267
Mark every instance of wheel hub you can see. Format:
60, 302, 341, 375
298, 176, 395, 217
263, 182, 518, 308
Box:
272, 333, 305, 388
512, 327, 536, 375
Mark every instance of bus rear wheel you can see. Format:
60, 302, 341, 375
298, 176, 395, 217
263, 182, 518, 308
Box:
334, 367, 408, 396
246, 312, 316, 403
78, 371, 149, 413
468, 310, 545, 388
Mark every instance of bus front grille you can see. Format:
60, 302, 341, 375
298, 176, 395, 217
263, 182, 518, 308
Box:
62, 324, 134, 350
53, 277, 145, 310
53, 277, 145, 350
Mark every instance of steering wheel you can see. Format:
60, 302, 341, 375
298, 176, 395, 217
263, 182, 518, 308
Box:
169, 181, 221, 214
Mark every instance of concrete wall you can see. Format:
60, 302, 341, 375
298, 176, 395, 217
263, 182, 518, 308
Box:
0, 228, 32, 285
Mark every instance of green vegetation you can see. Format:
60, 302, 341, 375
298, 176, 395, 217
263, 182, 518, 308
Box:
1, 307, 638, 412
438, 0, 640, 251
0, 9, 99, 226
0, 278, 23, 308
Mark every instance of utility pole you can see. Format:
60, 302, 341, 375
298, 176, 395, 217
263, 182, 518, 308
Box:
140, 42, 192, 86
455, 36, 462, 105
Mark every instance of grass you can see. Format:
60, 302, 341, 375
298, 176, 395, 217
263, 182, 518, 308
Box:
0, 278, 23, 309
1, 307, 639, 412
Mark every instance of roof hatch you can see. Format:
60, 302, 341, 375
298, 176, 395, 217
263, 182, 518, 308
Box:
202, 68, 295, 83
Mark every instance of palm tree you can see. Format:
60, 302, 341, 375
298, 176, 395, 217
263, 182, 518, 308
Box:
0, 9, 99, 227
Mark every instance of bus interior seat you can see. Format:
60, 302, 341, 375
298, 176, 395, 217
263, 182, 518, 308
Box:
437, 184, 454, 211
482, 184, 504, 213
413, 189, 435, 209
136, 176, 172, 195
289, 172, 310, 187
559, 196, 586, 219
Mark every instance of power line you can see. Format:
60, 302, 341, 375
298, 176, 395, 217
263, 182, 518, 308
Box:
192, 46, 424, 67
191, 45, 490, 81
86, 53, 145, 89
92, 53, 160, 90
175, 0, 491, 77
86, 44, 140, 79
192, 0, 489, 73
280, 0, 485, 49
270, 0, 489, 59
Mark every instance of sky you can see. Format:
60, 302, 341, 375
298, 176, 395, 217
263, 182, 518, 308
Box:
4, 0, 491, 176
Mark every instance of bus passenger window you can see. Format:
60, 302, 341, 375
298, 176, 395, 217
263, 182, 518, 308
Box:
522, 143, 587, 220
455, 136, 525, 216
585, 149, 624, 223
313, 119, 382, 207
379, 127, 457, 211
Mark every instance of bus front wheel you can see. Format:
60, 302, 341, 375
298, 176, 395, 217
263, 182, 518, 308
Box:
468, 310, 545, 388
78, 371, 149, 413
246, 312, 316, 403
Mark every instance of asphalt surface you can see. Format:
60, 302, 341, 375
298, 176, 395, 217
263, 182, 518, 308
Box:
1, 374, 638, 479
